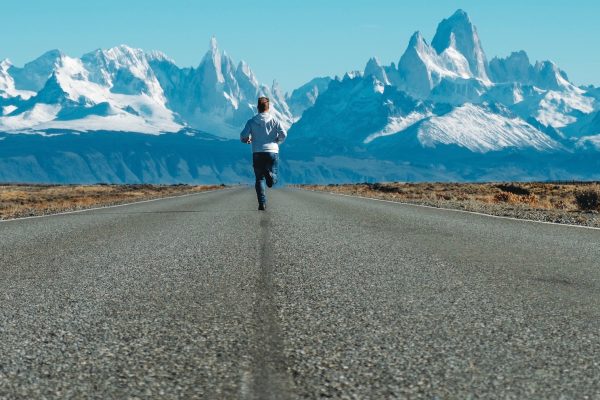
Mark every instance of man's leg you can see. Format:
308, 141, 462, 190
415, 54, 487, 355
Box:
265, 152, 279, 188
253, 153, 267, 206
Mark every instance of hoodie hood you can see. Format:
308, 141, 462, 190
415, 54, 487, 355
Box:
254, 112, 273, 123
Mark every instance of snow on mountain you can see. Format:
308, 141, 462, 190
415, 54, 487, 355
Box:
1, 105, 18, 116
8, 49, 64, 92
565, 109, 600, 138
577, 134, 600, 150
151, 37, 292, 139
486, 52, 595, 128
0, 38, 292, 137
533, 88, 594, 128
292, 69, 560, 154
431, 9, 490, 82
489, 51, 533, 84
292, 8, 597, 157
285, 76, 332, 118
364, 57, 390, 87
0, 9, 599, 184
363, 110, 432, 144
81, 45, 165, 99
490, 51, 577, 91
289, 73, 435, 147
0, 59, 35, 100
395, 23, 493, 103
0, 49, 182, 134
235, 60, 259, 97
398, 31, 473, 98
288, 75, 388, 143
0, 103, 61, 131
532, 60, 573, 91
415, 103, 559, 152
582, 110, 600, 135
583, 85, 600, 104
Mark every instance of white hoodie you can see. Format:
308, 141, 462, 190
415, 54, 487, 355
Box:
240, 112, 287, 153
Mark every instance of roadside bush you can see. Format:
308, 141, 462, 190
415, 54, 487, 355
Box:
494, 192, 517, 203
575, 189, 600, 211
495, 184, 531, 196
370, 183, 399, 193
551, 198, 568, 210
436, 193, 454, 201
522, 194, 538, 205
494, 192, 538, 205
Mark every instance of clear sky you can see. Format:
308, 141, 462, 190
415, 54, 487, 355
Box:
1, 0, 599, 92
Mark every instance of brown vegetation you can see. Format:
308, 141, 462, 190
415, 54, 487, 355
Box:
0, 184, 226, 220
575, 189, 600, 211
297, 182, 600, 228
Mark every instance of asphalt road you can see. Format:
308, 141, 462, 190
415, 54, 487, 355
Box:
1, 187, 599, 399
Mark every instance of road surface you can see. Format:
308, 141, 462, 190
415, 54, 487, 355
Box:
1, 187, 599, 398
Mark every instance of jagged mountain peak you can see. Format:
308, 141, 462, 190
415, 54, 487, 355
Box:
84, 45, 150, 68
33, 49, 66, 64
198, 36, 225, 84
145, 50, 174, 63
364, 57, 390, 86
450, 9, 470, 22
489, 50, 533, 84
103, 44, 145, 58
7, 49, 66, 92
365, 57, 384, 72
407, 31, 427, 48
488, 51, 577, 93
431, 9, 489, 81
533, 60, 572, 90
210, 36, 218, 51
507, 50, 530, 62
25, 49, 67, 71
236, 60, 255, 78
398, 27, 472, 98
235, 60, 260, 93
286, 76, 332, 118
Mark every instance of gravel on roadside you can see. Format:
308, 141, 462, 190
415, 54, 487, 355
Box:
299, 183, 600, 228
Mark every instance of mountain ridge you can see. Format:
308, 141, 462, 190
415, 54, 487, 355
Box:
1, 10, 599, 183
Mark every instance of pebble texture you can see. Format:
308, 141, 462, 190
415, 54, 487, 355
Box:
1, 187, 599, 399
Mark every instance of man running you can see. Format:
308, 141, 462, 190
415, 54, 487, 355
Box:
240, 96, 287, 211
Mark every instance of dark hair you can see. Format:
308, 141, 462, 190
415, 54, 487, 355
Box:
257, 97, 270, 113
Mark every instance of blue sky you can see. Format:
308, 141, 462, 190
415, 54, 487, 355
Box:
2, 0, 599, 92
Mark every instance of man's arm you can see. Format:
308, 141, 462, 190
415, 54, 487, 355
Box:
240, 120, 252, 143
275, 120, 287, 144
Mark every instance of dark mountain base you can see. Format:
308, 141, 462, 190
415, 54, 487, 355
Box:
0, 132, 599, 184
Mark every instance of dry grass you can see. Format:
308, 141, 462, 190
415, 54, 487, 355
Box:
0, 184, 226, 220
296, 182, 600, 227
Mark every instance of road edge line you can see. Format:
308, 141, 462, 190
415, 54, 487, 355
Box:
293, 187, 600, 231
0, 186, 239, 223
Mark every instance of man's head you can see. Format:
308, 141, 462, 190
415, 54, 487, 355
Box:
257, 97, 270, 113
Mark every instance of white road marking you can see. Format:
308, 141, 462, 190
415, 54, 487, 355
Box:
0, 187, 236, 223
297, 188, 600, 231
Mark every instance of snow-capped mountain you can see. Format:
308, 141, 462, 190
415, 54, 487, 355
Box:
396, 10, 491, 101
289, 9, 598, 158
431, 9, 490, 82
284, 77, 333, 118
0, 38, 292, 138
0, 10, 599, 184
